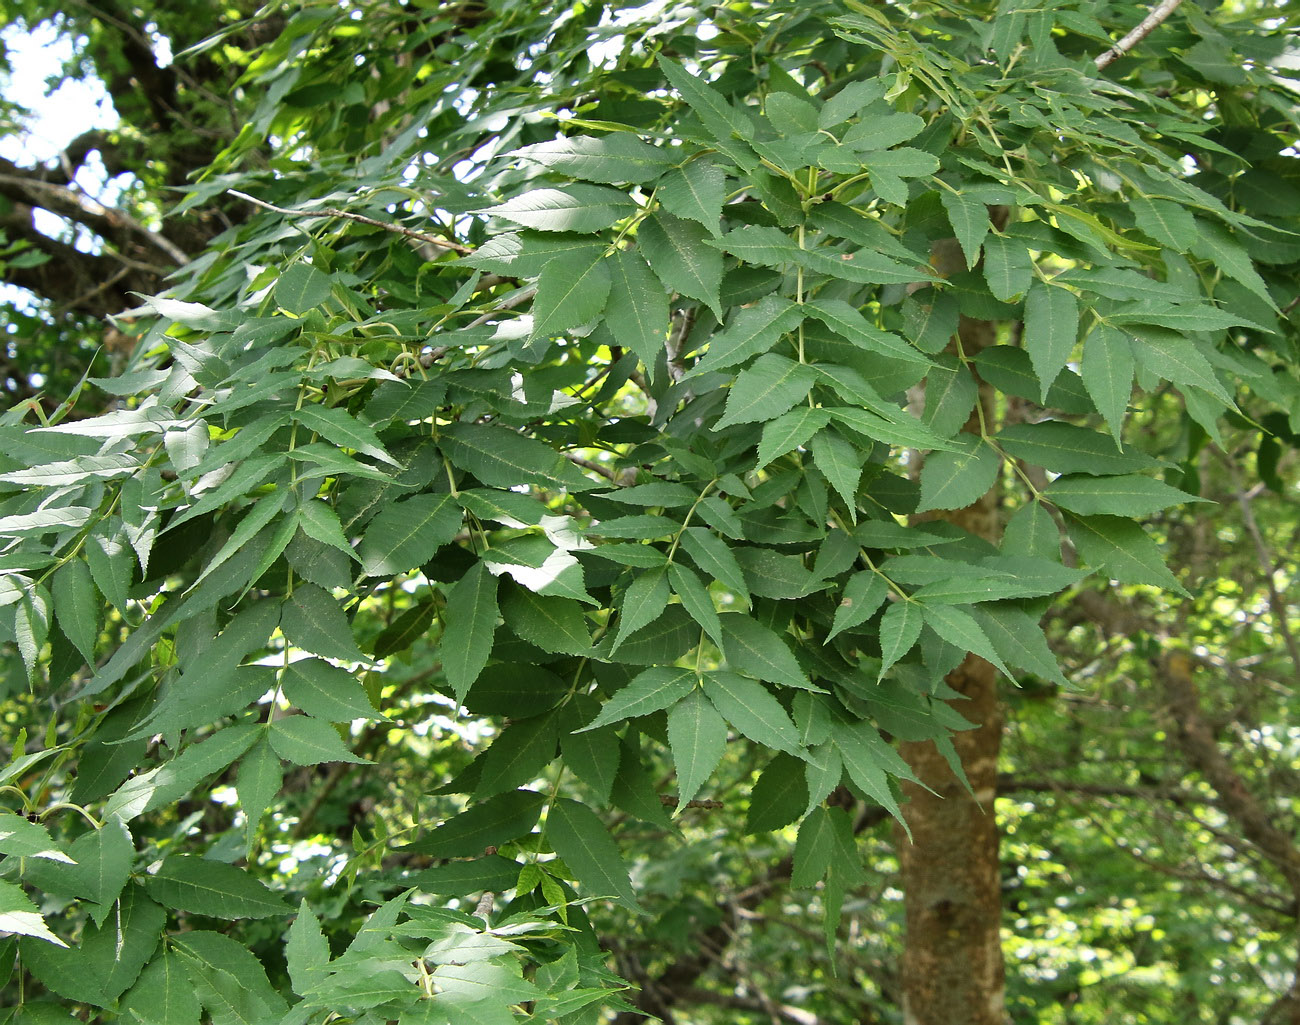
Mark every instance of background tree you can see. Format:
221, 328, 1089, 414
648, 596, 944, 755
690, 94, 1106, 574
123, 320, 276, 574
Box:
0, 1, 1298, 1024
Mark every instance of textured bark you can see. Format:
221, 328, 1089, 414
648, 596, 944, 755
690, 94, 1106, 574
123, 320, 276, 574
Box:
897, 285, 1007, 1024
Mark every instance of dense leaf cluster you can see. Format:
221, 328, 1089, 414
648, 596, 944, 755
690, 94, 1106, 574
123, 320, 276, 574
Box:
1, 0, 1298, 1021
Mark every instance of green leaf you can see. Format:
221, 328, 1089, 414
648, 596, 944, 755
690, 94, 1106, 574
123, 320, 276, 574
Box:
917, 438, 1000, 513
688, 295, 803, 376
845, 111, 924, 150
0, 880, 65, 947
34, 819, 133, 926
464, 664, 567, 718
1130, 329, 1234, 404
122, 951, 202, 1025
878, 601, 923, 680
51, 559, 97, 664
828, 572, 889, 642
803, 743, 843, 816
511, 134, 673, 183
972, 605, 1068, 687
501, 587, 591, 655
0, 813, 69, 864
440, 422, 597, 492
667, 562, 724, 647
981, 233, 1032, 301
721, 614, 813, 690
1132, 195, 1197, 250
410, 789, 545, 858
714, 354, 816, 430
705, 224, 800, 266
832, 721, 909, 826
1003, 501, 1060, 561
940, 190, 990, 269
665, 688, 728, 806
921, 357, 977, 439
480, 185, 635, 233
596, 481, 698, 507
1111, 302, 1265, 334
275, 264, 332, 314
791, 806, 836, 888
638, 212, 724, 318
997, 422, 1161, 475
1065, 514, 1189, 594
702, 670, 801, 755
547, 798, 641, 911
477, 712, 560, 798
810, 429, 864, 515
146, 856, 290, 919
1190, 220, 1276, 307
357, 492, 462, 577
1023, 282, 1079, 400
755, 406, 831, 469
21, 886, 164, 1005
611, 567, 670, 654
658, 57, 755, 157
797, 245, 921, 286
462, 232, 604, 277
530, 249, 611, 341
286, 901, 329, 997
281, 583, 368, 662
806, 299, 931, 366
363, 379, 446, 426
270, 717, 371, 765
168, 930, 286, 1022
0, 505, 93, 535
864, 148, 938, 204
0, 453, 137, 487
281, 658, 378, 721
1081, 324, 1134, 439
601, 604, 697, 665
105, 725, 260, 821
85, 529, 132, 611
292, 404, 398, 467
1045, 474, 1205, 516
236, 739, 282, 856
457, 488, 550, 527
680, 528, 750, 603
658, 158, 726, 236
918, 604, 1013, 679
745, 752, 808, 833
442, 563, 500, 704
605, 249, 669, 374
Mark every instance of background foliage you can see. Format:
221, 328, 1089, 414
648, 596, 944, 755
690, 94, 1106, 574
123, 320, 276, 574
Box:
1, 0, 1299, 1022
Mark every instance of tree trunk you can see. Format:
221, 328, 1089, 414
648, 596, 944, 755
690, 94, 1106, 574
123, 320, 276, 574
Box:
897, 298, 1007, 1025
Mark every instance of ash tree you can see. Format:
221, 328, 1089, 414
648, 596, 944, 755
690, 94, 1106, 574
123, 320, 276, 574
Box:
0, 0, 1299, 1023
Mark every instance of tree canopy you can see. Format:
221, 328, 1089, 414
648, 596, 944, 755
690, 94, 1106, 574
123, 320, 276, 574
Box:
1, 1, 1298, 1023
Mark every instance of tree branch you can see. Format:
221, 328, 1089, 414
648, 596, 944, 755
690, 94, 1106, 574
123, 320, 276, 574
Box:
0, 160, 188, 266
0, 206, 166, 317
1074, 590, 1300, 893
228, 190, 473, 255
1095, 0, 1185, 69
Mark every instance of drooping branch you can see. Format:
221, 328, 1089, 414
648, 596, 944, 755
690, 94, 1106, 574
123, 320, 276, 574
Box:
1095, 0, 1185, 69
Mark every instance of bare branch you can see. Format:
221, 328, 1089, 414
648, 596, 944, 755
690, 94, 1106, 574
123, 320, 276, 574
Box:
563, 452, 618, 482
1095, 0, 1185, 69
0, 162, 189, 266
228, 190, 473, 255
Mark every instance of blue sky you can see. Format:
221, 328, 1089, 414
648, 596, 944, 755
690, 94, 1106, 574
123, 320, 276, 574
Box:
1, 20, 117, 163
